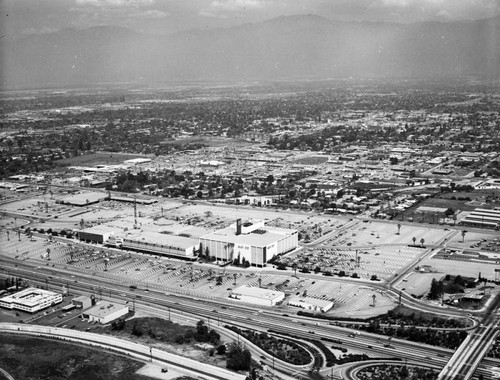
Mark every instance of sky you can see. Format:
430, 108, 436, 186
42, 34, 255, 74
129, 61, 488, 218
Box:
2, 0, 500, 39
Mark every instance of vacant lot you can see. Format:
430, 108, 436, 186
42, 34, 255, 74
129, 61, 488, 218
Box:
0, 334, 150, 380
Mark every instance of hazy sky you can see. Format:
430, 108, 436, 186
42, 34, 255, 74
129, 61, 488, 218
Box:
2, 0, 500, 38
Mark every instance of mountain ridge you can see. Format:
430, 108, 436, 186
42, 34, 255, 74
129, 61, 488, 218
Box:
2, 14, 499, 87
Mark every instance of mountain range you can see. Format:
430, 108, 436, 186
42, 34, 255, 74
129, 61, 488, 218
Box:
2, 14, 499, 87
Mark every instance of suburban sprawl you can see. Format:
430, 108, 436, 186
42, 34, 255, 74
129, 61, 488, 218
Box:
1, 79, 500, 380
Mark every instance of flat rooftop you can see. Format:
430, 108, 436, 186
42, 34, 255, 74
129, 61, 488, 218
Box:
202, 226, 296, 247
0, 288, 60, 307
85, 301, 128, 318
231, 285, 284, 300
79, 224, 119, 235
124, 230, 198, 249
58, 191, 105, 206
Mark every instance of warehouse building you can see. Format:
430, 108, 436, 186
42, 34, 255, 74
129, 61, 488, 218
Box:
199, 219, 298, 267
229, 285, 285, 307
287, 296, 334, 313
0, 288, 62, 313
83, 301, 129, 324
460, 208, 500, 230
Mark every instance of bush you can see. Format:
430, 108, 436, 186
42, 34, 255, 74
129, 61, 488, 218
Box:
217, 344, 227, 355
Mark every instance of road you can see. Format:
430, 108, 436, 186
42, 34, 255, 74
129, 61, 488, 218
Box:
3, 257, 500, 380
0, 322, 246, 380
438, 294, 500, 380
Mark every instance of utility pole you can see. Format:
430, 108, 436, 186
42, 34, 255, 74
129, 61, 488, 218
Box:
134, 198, 137, 229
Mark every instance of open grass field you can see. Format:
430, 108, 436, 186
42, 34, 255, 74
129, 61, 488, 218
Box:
55, 152, 145, 167
0, 334, 151, 380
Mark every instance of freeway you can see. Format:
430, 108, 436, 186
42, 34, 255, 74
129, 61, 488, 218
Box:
0, 322, 246, 380
438, 294, 500, 380
4, 257, 500, 380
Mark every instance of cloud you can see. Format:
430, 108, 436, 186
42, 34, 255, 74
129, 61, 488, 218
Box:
75, 0, 155, 7
200, 0, 266, 17
136, 9, 168, 19
436, 9, 452, 20
380, 0, 411, 7
377, 0, 448, 8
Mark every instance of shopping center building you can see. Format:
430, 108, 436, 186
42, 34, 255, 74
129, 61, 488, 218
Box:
199, 219, 298, 267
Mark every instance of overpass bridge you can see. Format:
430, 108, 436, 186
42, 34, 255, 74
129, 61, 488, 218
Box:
438, 294, 500, 380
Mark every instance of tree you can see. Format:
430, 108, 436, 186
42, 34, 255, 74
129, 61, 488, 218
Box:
461, 230, 467, 243
397, 223, 401, 235
195, 320, 209, 342
412, 236, 416, 246
428, 278, 443, 300
226, 343, 251, 371
217, 344, 227, 355
420, 238, 425, 247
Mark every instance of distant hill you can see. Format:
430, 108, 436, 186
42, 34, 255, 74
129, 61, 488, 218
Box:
1, 15, 499, 87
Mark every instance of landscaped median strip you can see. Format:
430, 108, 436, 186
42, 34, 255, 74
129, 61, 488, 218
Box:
0, 322, 246, 380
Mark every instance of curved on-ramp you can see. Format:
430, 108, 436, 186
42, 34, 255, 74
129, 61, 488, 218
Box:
0, 323, 246, 380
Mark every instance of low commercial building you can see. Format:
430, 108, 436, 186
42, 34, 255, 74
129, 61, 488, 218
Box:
72, 295, 92, 310
121, 231, 200, 260
200, 219, 298, 267
0, 288, 62, 313
83, 301, 129, 324
288, 296, 334, 313
78, 225, 119, 244
57, 191, 105, 206
229, 285, 285, 307
460, 208, 500, 230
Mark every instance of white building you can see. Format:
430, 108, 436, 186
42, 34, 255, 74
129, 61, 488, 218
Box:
288, 296, 334, 313
121, 231, 200, 260
229, 285, 285, 307
83, 301, 129, 324
199, 219, 298, 267
0, 288, 62, 313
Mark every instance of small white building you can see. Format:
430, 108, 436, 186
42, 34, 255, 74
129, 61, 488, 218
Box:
83, 301, 128, 324
229, 285, 285, 307
0, 288, 62, 313
288, 296, 334, 313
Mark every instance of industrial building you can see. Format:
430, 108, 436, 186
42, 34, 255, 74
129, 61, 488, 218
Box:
83, 301, 129, 324
287, 296, 334, 313
72, 295, 93, 310
199, 219, 298, 267
0, 288, 62, 313
460, 208, 500, 230
229, 285, 285, 307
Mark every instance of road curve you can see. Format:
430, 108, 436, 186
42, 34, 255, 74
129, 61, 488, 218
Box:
0, 323, 246, 380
